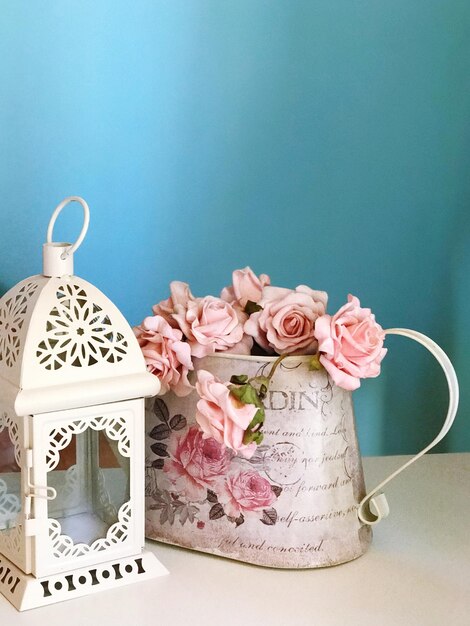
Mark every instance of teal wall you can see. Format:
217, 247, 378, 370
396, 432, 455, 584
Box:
1, 1, 469, 455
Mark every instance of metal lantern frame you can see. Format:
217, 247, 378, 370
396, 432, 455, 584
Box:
0, 197, 167, 611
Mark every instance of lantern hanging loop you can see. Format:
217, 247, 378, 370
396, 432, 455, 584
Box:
42, 196, 90, 277
46, 196, 90, 260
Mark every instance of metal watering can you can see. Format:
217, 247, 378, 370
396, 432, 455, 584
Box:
144, 328, 458, 568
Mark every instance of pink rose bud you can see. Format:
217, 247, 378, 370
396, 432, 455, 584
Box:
152, 281, 196, 327
221, 267, 271, 309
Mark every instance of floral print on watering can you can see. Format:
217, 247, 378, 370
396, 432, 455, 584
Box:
145, 356, 373, 568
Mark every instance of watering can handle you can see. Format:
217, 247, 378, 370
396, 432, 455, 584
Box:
357, 328, 459, 525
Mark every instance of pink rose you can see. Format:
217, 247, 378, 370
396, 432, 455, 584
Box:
152, 281, 196, 328
218, 470, 277, 518
164, 426, 231, 501
195, 370, 258, 458
221, 267, 271, 309
314, 294, 387, 391
173, 296, 252, 358
133, 315, 194, 397
244, 285, 328, 355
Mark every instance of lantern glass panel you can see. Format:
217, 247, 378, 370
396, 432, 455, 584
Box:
0, 428, 21, 531
47, 428, 130, 545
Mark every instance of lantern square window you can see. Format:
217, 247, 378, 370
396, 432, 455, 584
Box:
48, 428, 130, 546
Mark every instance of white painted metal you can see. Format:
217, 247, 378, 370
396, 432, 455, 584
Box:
0, 197, 165, 610
46, 196, 90, 255
0, 549, 167, 611
0, 274, 159, 412
0, 410, 32, 574
0, 279, 44, 388
358, 328, 459, 524
42, 245, 74, 278
23, 275, 158, 410
31, 400, 144, 578
43, 196, 91, 278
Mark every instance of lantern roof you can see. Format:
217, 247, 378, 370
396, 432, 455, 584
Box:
0, 197, 160, 416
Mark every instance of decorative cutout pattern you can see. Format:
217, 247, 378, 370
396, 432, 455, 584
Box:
0, 554, 149, 607
0, 411, 21, 469
0, 282, 38, 367
0, 555, 21, 596
46, 415, 130, 472
36, 283, 128, 371
39, 556, 146, 599
0, 410, 23, 560
48, 502, 131, 559
44, 416, 132, 560
0, 479, 21, 529
0, 522, 22, 559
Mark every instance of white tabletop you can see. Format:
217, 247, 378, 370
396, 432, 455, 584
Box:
1, 453, 469, 625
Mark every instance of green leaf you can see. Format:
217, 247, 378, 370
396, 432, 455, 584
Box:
250, 375, 270, 388
228, 385, 244, 400
229, 383, 263, 409
243, 429, 264, 446
229, 383, 267, 447
230, 374, 249, 385
244, 300, 263, 315
308, 353, 323, 371
252, 407, 265, 427
259, 384, 268, 400
253, 431, 264, 445
243, 408, 266, 445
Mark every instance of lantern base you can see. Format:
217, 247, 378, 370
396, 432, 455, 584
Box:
0, 550, 168, 611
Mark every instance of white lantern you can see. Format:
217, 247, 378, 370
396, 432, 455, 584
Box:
0, 197, 167, 611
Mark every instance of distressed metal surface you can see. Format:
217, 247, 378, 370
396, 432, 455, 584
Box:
145, 356, 372, 568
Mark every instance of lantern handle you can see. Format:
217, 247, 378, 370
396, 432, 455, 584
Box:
46, 196, 90, 260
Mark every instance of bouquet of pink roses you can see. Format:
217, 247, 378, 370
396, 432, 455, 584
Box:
134, 267, 387, 459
